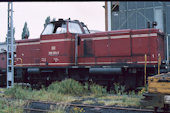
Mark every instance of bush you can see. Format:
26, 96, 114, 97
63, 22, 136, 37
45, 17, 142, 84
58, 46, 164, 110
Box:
5, 79, 109, 100
48, 79, 107, 96
4, 84, 29, 99
48, 79, 86, 96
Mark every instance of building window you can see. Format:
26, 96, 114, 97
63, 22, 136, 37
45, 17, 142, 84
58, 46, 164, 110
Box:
112, 2, 119, 12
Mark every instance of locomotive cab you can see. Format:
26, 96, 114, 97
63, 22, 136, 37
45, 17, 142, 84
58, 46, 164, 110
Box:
41, 19, 90, 35
39, 19, 90, 71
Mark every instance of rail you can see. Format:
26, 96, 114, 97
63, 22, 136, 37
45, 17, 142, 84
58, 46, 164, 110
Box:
0, 99, 154, 113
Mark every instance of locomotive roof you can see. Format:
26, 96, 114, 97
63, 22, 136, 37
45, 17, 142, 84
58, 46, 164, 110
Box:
49, 18, 83, 25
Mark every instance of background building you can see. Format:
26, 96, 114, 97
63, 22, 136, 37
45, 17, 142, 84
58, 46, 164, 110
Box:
105, 1, 170, 61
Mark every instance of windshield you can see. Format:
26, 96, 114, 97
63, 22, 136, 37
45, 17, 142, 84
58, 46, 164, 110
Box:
42, 24, 54, 35
68, 22, 83, 34
42, 22, 67, 35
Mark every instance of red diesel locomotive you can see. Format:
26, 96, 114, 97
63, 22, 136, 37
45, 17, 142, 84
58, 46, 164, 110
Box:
0, 19, 167, 89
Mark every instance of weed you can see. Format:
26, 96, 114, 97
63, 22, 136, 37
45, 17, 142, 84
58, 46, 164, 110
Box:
0, 98, 24, 113
137, 85, 148, 96
113, 83, 126, 95
48, 105, 66, 113
4, 84, 27, 99
90, 84, 107, 96
4, 84, 76, 103
128, 90, 136, 96
71, 106, 85, 113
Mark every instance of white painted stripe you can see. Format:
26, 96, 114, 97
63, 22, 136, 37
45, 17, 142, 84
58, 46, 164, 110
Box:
15, 60, 159, 67
84, 66, 91, 68
40, 38, 73, 43
78, 61, 158, 65
78, 62, 133, 65
81, 35, 130, 41
72, 66, 79, 68
90, 61, 159, 64
138, 61, 158, 63
40, 63, 46, 65
17, 42, 40, 46
16, 39, 73, 46
16, 33, 158, 46
15, 63, 40, 66
78, 62, 96, 65
48, 63, 74, 65
110, 35, 130, 39
84, 37, 108, 41
131, 33, 157, 38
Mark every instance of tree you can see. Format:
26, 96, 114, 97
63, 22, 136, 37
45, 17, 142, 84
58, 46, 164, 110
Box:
21, 22, 30, 40
44, 16, 51, 28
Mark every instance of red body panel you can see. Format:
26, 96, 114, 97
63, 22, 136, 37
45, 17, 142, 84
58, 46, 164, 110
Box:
40, 33, 75, 67
78, 29, 164, 66
15, 28, 164, 68
15, 38, 40, 67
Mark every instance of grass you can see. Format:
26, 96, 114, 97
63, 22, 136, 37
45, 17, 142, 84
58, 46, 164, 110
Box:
4, 84, 76, 103
82, 100, 95, 105
82, 94, 142, 107
89, 83, 107, 96
0, 88, 6, 97
0, 79, 147, 112
47, 79, 88, 96
0, 98, 25, 113
48, 105, 67, 113
113, 83, 126, 95
4, 79, 107, 102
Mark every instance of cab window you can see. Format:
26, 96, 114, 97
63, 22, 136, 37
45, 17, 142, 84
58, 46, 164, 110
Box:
42, 23, 54, 35
42, 22, 67, 35
68, 22, 83, 34
55, 24, 67, 34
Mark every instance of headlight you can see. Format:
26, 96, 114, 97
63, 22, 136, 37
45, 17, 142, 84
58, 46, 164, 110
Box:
164, 95, 170, 104
165, 66, 168, 69
161, 60, 166, 64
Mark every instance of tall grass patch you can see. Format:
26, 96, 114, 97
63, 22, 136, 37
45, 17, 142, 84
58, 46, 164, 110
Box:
0, 98, 24, 113
90, 84, 107, 96
48, 79, 87, 96
4, 84, 76, 102
112, 83, 126, 95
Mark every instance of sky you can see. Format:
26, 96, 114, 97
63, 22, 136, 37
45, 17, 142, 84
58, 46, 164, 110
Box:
0, 2, 105, 42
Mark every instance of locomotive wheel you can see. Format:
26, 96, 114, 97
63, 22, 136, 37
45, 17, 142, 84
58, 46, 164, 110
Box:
154, 107, 158, 113
163, 104, 169, 113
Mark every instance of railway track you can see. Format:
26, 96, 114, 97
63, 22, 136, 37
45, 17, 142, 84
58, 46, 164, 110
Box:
0, 90, 162, 113
23, 100, 154, 113
0, 95, 164, 113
